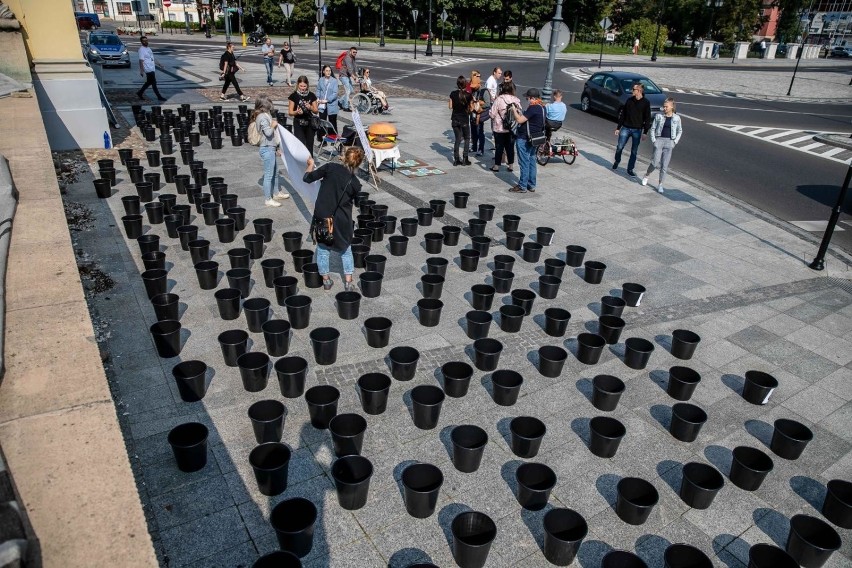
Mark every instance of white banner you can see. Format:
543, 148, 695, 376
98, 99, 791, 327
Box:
277, 124, 321, 204
351, 110, 373, 164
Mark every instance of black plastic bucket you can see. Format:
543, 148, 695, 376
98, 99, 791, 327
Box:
451, 511, 497, 568
417, 298, 443, 327
145, 202, 165, 224
471, 236, 490, 258
400, 218, 418, 237
511, 289, 536, 316
429, 199, 446, 217
237, 352, 270, 392
621, 282, 646, 307
742, 370, 779, 405
248, 400, 286, 444
368, 221, 385, 243
225, 267, 251, 298
441, 361, 474, 398
172, 360, 208, 402
201, 201, 220, 225
194, 260, 219, 290
592, 375, 626, 412
470, 284, 495, 311
389, 346, 420, 381
260, 258, 285, 288
94, 177, 112, 197
291, 249, 313, 273
822, 479, 852, 529
331, 455, 373, 510
262, 319, 292, 357
172, 204, 191, 226
510, 416, 546, 458
244, 233, 265, 259
389, 235, 409, 256
624, 337, 654, 370
493, 254, 515, 271
459, 249, 480, 272
282, 231, 303, 252
310, 327, 340, 365
671, 329, 701, 360
667, 366, 702, 401
565, 245, 587, 267
402, 463, 443, 518
770, 418, 813, 460
499, 305, 525, 333
505, 231, 524, 251
748, 544, 798, 568
122, 195, 141, 216
502, 214, 520, 232
544, 307, 571, 337
473, 338, 503, 372
543, 508, 588, 566
168, 422, 209, 472
670, 402, 708, 443
465, 310, 492, 340
538, 275, 561, 299
138, 234, 161, 256
516, 462, 556, 511
603, 551, 648, 568
218, 329, 248, 367
538, 345, 568, 378
544, 258, 567, 279
417, 207, 433, 226
227, 207, 247, 230
450, 424, 488, 472
357, 214, 374, 229
729, 445, 774, 491
142, 251, 166, 271
598, 315, 625, 345
589, 416, 626, 458
426, 257, 449, 277
601, 295, 626, 317
615, 477, 659, 525
163, 214, 182, 238
522, 242, 543, 263
243, 297, 271, 333
468, 218, 487, 237
151, 292, 179, 322
442, 225, 461, 246
680, 462, 726, 512
188, 238, 210, 265
329, 413, 367, 457
478, 204, 495, 221
249, 442, 291, 496
491, 369, 523, 406
421, 274, 445, 299
786, 514, 842, 568
357, 373, 392, 415
364, 317, 392, 348
576, 333, 606, 365
664, 544, 713, 568
453, 192, 470, 208
360, 271, 383, 298
352, 244, 370, 268
536, 226, 555, 246
583, 260, 606, 284
410, 385, 445, 430
214, 288, 242, 320
424, 233, 443, 254
491, 269, 514, 293
273, 276, 299, 305
270, 498, 317, 558
302, 263, 323, 289
305, 384, 340, 429
177, 225, 198, 251
274, 356, 308, 398
335, 291, 361, 320
284, 295, 312, 329
150, 319, 181, 357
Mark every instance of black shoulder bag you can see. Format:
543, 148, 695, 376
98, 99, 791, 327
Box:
526, 105, 547, 146
311, 177, 353, 246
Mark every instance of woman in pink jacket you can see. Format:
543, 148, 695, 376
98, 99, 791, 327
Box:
489, 82, 521, 172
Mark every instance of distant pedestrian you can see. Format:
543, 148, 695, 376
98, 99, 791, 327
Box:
633, 37, 640, 55
449, 75, 472, 166
489, 81, 520, 172
250, 94, 290, 207
303, 147, 365, 291
466, 70, 490, 157
316, 65, 339, 142
509, 87, 546, 193
485, 66, 502, 100
261, 37, 275, 86
277, 41, 296, 86
219, 42, 249, 101
759, 38, 767, 58
642, 97, 682, 194
314, 24, 320, 43
612, 83, 651, 176
136, 36, 166, 101
289, 75, 319, 157
339, 46, 358, 111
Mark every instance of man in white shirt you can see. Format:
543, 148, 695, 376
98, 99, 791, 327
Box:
485, 66, 502, 100
261, 37, 275, 86
136, 36, 166, 101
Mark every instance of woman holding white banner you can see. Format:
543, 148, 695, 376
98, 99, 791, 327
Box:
303, 147, 365, 291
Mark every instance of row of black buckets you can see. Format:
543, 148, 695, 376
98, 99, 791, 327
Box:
110, 122, 848, 568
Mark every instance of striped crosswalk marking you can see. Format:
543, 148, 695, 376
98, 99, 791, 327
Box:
708, 123, 852, 164
430, 57, 481, 67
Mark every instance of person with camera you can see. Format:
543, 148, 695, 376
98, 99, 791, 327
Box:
303, 147, 365, 291
288, 75, 319, 157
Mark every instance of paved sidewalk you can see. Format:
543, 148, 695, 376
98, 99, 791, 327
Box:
64, 97, 852, 567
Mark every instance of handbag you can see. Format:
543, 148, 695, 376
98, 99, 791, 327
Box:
310, 114, 322, 130
526, 106, 547, 146
310, 177, 353, 246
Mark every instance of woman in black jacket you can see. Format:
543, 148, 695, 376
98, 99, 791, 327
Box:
303, 147, 365, 290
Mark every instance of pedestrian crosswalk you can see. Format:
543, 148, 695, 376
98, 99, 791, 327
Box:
708, 124, 852, 164
429, 56, 482, 67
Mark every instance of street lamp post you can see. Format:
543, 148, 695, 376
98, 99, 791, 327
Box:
541, 0, 565, 102
808, 134, 852, 270
440, 10, 448, 57
650, 0, 666, 61
412, 9, 419, 60
380, 0, 385, 47
707, 0, 723, 38
787, 3, 813, 96
426, 0, 434, 55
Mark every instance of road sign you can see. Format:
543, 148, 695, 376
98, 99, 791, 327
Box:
599, 17, 612, 30
606, 32, 615, 41
315, 0, 324, 8
280, 3, 293, 18
440, 9, 448, 22
316, 8, 324, 24
163, 0, 171, 7
539, 22, 570, 53
412, 9, 419, 20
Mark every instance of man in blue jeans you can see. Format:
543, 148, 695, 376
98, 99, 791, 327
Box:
261, 38, 275, 86
613, 83, 651, 177
339, 46, 358, 111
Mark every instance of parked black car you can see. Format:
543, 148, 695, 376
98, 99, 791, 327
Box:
830, 45, 852, 57
580, 71, 667, 118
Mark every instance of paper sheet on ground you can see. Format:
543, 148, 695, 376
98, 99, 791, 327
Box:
277, 124, 320, 204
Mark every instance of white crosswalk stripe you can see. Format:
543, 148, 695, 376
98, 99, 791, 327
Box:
430, 57, 481, 67
708, 123, 852, 164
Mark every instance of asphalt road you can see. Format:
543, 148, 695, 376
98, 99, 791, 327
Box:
129, 36, 852, 254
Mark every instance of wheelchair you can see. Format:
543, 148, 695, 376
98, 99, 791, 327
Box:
351, 90, 386, 115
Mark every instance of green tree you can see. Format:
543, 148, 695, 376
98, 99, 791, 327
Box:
618, 17, 668, 52
775, 0, 807, 43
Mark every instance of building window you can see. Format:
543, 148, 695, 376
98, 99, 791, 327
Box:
117, 2, 132, 15
93, 1, 107, 14
149, 2, 156, 9
169, 13, 176, 20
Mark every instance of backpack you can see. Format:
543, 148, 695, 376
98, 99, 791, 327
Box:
503, 101, 519, 132
248, 121, 262, 146
335, 51, 347, 71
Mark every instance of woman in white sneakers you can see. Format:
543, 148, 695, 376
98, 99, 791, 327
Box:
251, 94, 290, 207
642, 97, 682, 194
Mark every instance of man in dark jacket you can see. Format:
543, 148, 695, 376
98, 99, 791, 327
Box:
612, 83, 651, 176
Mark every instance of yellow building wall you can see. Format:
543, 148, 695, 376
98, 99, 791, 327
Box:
5, 0, 83, 62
